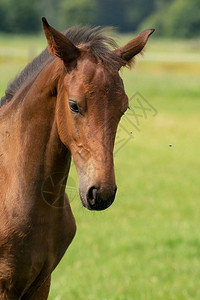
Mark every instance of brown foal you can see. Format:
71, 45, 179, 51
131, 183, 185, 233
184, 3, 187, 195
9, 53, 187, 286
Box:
0, 18, 154, 299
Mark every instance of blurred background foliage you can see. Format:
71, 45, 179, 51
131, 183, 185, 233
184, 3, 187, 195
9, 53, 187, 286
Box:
0, 0, 200, 37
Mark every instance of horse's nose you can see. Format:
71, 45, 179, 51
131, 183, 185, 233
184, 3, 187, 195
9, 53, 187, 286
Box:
86, 185, 117, 211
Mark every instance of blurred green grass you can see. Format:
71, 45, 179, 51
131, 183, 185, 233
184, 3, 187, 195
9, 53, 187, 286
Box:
0, 34, 200, 300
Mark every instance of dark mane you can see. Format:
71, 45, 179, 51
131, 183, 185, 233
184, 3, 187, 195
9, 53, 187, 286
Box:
0, 26, 123, 108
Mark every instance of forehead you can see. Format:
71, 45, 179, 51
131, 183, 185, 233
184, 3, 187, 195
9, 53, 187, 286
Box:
84, 60, 122, 88
65, 58, 125, 96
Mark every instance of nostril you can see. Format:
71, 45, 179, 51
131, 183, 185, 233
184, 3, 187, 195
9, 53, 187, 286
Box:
86, 185, 117, 210
87, 186, 98, 206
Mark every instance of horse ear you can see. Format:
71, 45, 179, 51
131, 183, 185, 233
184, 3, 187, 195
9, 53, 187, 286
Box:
114, 29, 155, 68
42, 17, 80, 67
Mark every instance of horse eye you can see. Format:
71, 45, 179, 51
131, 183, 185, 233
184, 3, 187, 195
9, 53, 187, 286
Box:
69, 101, 80, 113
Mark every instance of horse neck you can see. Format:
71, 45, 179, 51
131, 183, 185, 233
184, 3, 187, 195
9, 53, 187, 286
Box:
2, 59, 71, 198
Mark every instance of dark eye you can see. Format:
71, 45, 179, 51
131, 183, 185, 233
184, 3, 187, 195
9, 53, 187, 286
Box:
69, 100, 80, 113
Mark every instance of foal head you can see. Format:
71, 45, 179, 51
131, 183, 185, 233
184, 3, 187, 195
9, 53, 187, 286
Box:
42, 18, 154, 210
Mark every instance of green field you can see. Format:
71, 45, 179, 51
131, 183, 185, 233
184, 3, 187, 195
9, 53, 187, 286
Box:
0, 33, 200, 300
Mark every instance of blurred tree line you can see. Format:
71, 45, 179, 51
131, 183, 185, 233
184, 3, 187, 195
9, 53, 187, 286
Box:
0, 0, 200, 37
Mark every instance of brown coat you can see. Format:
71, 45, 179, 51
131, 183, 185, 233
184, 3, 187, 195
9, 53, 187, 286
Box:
0, 18, 154, 299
